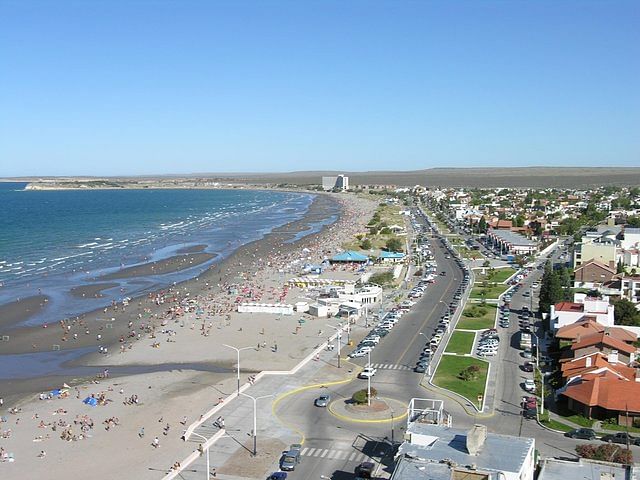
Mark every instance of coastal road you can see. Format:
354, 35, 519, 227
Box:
274, 215, 466, 479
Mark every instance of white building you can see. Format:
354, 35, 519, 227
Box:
321, 174, 349, 191
550, 293, 615, 331
394, 422, 535, 480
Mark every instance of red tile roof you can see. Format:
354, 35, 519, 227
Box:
556, 319, 637, 343
562, 371, 640, 413
561, 353, 636, 380
555, 302, 584, 313
571, 332, 637, 355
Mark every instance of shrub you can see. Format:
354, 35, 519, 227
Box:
360, 239, 372, 250
576, 444, 633, 464
459, 365, 481, 381
380, 227, 392, 235
351, 388, 377, 404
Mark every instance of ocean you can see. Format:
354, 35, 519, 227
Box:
0, 183, 324, 327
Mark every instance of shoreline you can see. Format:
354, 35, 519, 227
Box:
0, 192, 378, 479
0, 191, 341, 368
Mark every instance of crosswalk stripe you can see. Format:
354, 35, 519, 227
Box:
306, 448, 315, 456
301, 447, 309, 455
356, 453, 366, 462
327, 450, 337, 459
348, 452, 357, 461
335, 451, 347, 460
320, 449, 328, 458
312, 449, 322, 457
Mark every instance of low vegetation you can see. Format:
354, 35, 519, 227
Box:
444, 331, 475, 355
351, 387, 377, 405
368, 271, 395, 286
576, 444, 633, 464
469, 284, 510, 300
433, 356, 488, 404
457, 304, 497, 330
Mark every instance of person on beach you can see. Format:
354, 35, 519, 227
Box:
139, 427, 145, 438
152, 436, 160, 448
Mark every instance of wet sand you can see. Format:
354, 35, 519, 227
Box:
0, 194, 340, 358
70, 283, 119, 299
0, 294, 50, 331
176, 244, 206, 254
98, 252, 217, 281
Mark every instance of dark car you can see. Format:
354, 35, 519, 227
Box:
523, 407, 537, 419
565, 428, 597, 440
601, 432, 637, 445
269, 473, 288, 480
355, 461, 375, 479
522, 361, 534, 372
414, 364, 428, 373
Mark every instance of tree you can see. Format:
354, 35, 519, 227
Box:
576, 443, 633, 464
514, 215, 525, 227
612, 298, 640, 326
386, 237, 403, 252
627, 216, 640, 228
617, 259, 625, 274
539, 262, 564, 314
360, 238, 372, 250
478, 217, 488, 234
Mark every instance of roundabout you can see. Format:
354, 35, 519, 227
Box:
328, 395, 408, 423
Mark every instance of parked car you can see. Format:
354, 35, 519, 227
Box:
414, 364, 428, 373
314, 394, 330, 407
523, 379, 536, 392
601, 432, 640, 445
522, 361, 534, 372
348, 349, 368, 358
565, 428, 597, 440
354, 461, 375, 480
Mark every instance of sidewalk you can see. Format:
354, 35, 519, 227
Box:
165, 334, 363, 480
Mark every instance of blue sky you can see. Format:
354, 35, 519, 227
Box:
1, 0, 638, 176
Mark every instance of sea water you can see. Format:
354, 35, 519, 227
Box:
0, 183, 321, 326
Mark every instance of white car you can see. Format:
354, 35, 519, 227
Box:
478, 349, 497, 357
348, 349, 368, 358
358, 367, 377, 379
523, 379, 536, 392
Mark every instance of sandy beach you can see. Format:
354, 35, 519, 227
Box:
0, 192, 378, 478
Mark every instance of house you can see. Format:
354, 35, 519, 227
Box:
556, 318, 636, 344
619, 275, 640, 303
378, 251, 405, 264
329, 251, 369, 263
560, 351, 636, 382
570, 332, 636, 365
560, 370, 640, 424
573, 231, 619, 267
394, 423, 535, 480
573, 259, 617, 289
550, 294, 615, 331
538, 457, 637, 480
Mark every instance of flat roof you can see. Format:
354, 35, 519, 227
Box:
538, 458, 631, 480
488, 229, 537, 246
397, 424, 534, 474
391, 456, 496, 480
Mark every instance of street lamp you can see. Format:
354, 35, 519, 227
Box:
190, 431, 211, 479
391, 408, 395, 444
240, 392, 273, 456
223, 344, 253, 398
327, 323, 343, 368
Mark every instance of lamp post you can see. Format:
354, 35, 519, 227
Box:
327, 323, 343, 368
223, 344, 253, 398
241, 392, 273, 456
390, 408, 395, 444
190, 432, 210, 479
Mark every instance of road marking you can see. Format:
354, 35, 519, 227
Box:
312, 449, 322, 457
327, 450, 337, 459
348, 452, 357, 461
320, 449, 328, 458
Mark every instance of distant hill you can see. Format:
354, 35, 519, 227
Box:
210, 167, 640, 188
4, 167, 640, 189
